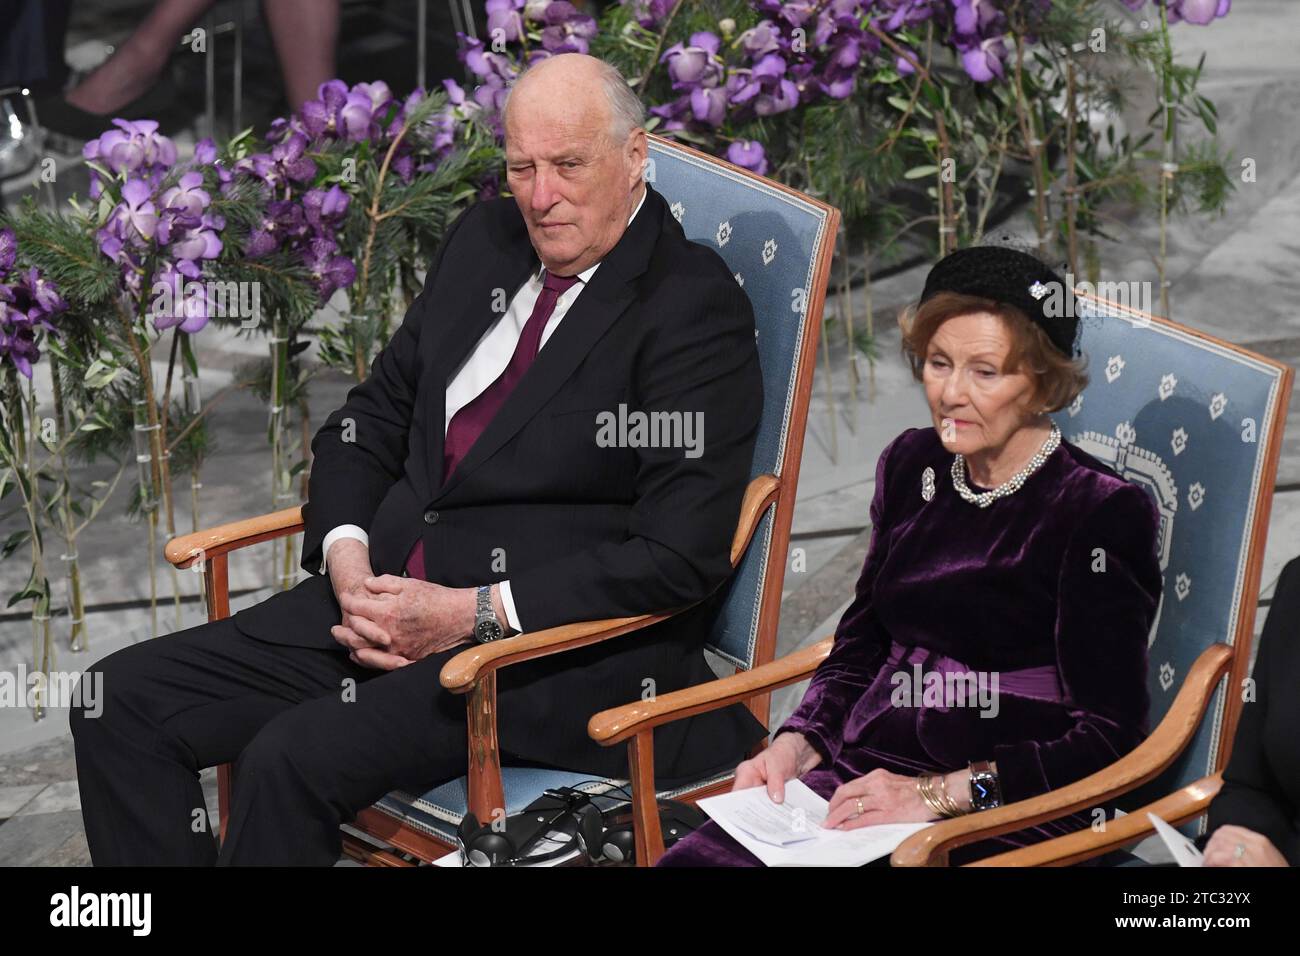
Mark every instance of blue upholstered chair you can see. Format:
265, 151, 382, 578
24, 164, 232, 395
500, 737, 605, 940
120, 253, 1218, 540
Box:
166, 133, 843, 864
886, 291, 1293, 866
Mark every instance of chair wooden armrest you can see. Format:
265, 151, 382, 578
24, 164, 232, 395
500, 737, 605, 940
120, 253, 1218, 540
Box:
439, 474, 780, 691
587, 637, 832, 745
890, 642, 1233, 866
438, 473, 779, 825
164, 506, 305, 568
968, 773, 1223, 866
575, 637, 829, 866
441, 613, 667, 692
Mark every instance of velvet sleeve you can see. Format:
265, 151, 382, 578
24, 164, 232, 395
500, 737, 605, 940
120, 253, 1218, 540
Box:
1205, 572, 1300, 865
991, 481, 1163, 804
773, 429, 913, 766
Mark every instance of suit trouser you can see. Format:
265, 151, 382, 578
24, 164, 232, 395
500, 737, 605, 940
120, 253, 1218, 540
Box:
70, 615, 471, 865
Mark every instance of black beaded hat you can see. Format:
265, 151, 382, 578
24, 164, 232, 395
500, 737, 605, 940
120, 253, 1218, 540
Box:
919, 245, 1081, 359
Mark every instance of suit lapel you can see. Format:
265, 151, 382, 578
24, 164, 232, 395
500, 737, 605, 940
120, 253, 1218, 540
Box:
430, 182, 665, 502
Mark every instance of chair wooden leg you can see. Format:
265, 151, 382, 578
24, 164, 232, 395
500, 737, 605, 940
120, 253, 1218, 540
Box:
351, 806, 459, 864
203, 555, 236, 849
341, 832, 414, 866
216, 763, 233, 844
203, 554, 231, 619
466, 673, 506, 825
628, 731, 665, 866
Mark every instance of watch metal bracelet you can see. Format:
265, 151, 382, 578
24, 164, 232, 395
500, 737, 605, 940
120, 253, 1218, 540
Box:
473, 585, 504, 643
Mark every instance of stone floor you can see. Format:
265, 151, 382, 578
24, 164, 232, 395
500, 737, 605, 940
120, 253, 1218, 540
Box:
1, 4, 1297, 866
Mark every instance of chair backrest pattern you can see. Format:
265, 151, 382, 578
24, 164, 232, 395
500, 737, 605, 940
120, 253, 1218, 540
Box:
645, 135, 837, 669
1050, 294, 1290, 833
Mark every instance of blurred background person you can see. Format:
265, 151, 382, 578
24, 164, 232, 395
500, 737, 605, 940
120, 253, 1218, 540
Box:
31, 0, 341, 139
1198, 554, 1299, 867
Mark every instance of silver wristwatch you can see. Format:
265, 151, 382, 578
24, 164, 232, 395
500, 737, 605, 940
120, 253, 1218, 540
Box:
472, 585, 505, 644
969, 760, 1002, 812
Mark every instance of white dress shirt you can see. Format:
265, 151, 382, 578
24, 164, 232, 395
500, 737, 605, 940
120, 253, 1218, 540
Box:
322, 187, 648, 634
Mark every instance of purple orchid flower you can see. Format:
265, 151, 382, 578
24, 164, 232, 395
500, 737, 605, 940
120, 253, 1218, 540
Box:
300, 80, 378, 142
302, 237, 356, 302
661, 32, 724, 89
245, 200, 307, 259
960, 36, 1008, 82
626, 0, 677, 30
1170, 0, 1231, 24
0, 228, 15, 275
82, 118, 179, 199
739, 20, 783, 58
486, 0, 526, 42
149, 263, 210, 334
303, 184, 350, 233
168, 220, 223, 263
270, 132, 318, 182
538, 2, 599, 54
461, 34, 518, 82
648, 95, 692, 133
300, 79, 349, 139
883, 0, 938, 32
83, 119, 179, 177
159, 171, 211, 224
14, 267, 68, 316
0, 320, 40, 378
103, 178, 160, 247
952, 0, 999, 37
353, 80, 395, 121
235, 133, 317, 192
0, 259, 66, 378
727, 140, 769, 176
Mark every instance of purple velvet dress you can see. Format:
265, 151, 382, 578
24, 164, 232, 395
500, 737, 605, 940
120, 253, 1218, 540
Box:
658, 425, 1164, 866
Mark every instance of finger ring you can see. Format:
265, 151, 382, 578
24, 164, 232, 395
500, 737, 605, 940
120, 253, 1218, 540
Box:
1234, 843, 1246, 860
855, 798, 865, 816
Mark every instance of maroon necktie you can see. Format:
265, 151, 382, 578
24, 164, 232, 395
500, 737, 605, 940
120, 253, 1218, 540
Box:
405, 269, 582, 579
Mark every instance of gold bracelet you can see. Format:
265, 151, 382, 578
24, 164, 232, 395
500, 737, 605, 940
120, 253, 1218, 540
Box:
916, 775, 952, 818
936, 772, 968, 816
914, 776, 938, 815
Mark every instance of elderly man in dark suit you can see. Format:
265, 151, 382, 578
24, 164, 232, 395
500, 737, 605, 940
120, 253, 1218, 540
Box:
70, 52, 768, 865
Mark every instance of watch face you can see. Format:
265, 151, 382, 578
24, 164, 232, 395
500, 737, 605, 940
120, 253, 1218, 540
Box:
972, 774, 1000, 808
475, 620, 503, 643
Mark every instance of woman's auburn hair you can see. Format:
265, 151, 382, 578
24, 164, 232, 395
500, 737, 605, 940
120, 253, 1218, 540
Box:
897, 291, 1090, 413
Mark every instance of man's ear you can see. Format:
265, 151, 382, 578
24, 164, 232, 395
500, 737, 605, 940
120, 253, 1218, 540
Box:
626, 127, 648, 189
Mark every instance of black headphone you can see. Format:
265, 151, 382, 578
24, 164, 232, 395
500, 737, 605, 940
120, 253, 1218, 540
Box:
456, 786, 597, 866
456, 784, 705, 866
582, 796, 707, 864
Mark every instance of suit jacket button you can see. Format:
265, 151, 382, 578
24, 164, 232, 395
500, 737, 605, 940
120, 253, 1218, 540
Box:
423, 509, 439, 525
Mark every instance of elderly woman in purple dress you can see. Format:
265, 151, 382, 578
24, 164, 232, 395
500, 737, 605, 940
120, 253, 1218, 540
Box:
658, 244, 1165, 866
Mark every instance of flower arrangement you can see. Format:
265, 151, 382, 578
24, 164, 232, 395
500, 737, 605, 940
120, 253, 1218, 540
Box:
0, 227, 90, 717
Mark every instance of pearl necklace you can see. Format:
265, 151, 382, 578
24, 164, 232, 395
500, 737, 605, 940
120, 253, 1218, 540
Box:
950, 421, 1061, 508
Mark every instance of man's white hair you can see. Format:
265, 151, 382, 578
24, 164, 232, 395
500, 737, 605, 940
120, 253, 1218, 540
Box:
503, 55, 645, 144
